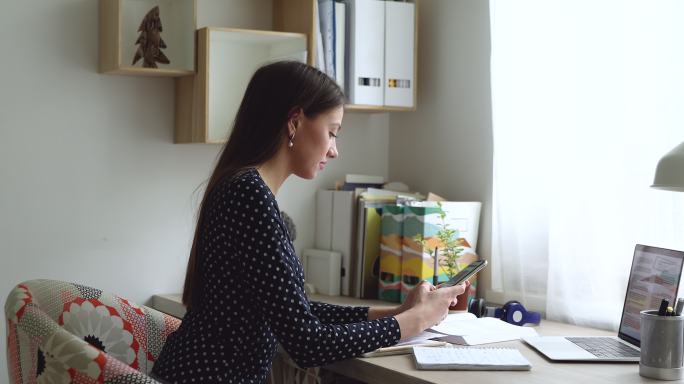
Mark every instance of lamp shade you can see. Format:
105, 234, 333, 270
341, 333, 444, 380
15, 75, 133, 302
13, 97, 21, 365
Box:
652, 141, 684, 192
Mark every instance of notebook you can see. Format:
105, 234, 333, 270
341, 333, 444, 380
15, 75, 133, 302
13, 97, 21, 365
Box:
412, 346, 532, 371
523, 244, 684, 362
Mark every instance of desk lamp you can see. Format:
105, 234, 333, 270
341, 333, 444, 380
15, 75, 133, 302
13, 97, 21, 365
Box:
646, 141, 684, 380
652, 142, 684, 191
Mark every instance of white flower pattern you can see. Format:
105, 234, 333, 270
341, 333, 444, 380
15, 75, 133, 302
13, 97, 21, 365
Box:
59, 298, 139, 369
36, 347, 71, 384
38, 328, 104, 383
6, 284, 32, 323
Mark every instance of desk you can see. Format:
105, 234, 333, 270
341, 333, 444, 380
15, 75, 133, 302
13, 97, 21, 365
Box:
150, 294, 676, 384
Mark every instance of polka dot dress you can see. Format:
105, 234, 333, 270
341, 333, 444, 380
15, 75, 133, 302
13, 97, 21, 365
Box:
152, 169, 401, 383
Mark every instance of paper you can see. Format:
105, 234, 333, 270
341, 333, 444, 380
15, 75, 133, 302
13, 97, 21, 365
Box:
362, 330, 445, 357
429, 317, 538, 345
362, 340, 447, 358
395, 330, 444, 346
413, 346, 532, 370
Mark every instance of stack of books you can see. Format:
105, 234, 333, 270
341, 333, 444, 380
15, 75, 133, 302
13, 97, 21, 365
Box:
314, 174, 481, 302
335, 174, 385, 192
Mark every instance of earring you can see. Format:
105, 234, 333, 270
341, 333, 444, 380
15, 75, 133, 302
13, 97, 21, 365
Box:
288, 132, 296, 148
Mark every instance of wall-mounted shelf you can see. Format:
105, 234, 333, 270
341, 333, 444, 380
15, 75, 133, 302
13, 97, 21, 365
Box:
174, 28, 307, 144
273, 0, 418, 112
99, 0, 196, 76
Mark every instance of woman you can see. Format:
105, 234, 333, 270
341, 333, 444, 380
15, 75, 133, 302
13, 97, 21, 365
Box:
151, 61, 466, 383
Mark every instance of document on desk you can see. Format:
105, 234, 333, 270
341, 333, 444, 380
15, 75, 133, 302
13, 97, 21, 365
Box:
413, 346, 532, 370
361, 330, 447, 357
395, 330, 445, 346
429, 316, 538, 346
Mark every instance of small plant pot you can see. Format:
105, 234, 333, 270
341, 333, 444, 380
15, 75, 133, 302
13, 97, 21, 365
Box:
449, 284, 475, 311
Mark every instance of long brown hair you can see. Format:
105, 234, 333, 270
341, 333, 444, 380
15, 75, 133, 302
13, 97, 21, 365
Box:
182, 61, 345, 308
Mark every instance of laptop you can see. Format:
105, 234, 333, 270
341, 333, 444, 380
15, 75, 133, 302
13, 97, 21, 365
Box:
523, 244, 684, 362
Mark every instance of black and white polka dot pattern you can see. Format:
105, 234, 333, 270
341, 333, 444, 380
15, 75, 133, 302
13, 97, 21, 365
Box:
152, 169, 401, 383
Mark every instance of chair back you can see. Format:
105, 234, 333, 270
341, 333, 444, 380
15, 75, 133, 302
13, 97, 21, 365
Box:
5, 279, 181, 383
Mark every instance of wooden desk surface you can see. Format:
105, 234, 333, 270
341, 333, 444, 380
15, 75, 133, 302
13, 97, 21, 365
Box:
150, 293, 677, 384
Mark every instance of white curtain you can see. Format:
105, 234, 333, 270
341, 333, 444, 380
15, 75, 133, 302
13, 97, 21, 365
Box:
489, 0, 684, 330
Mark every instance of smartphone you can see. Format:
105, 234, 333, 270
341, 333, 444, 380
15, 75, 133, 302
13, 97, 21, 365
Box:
439, 260, 488, 287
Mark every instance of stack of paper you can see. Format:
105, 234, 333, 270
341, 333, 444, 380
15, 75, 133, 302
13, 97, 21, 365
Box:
429, 315, 539, 346
362, 313, 538, 357
395, 330, 445, 347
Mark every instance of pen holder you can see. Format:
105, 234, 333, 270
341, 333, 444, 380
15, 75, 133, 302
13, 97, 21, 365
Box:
640, 310, 684, 381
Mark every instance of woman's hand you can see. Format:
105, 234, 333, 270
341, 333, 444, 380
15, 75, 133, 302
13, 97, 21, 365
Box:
398, 280, 471, 314
394, 281, 468, 338
443, 280, 470, 307
418, 283, 467, 326
397, 280, 436, 314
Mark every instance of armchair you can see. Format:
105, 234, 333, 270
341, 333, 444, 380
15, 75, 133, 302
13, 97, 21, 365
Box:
5, 279, 181, 383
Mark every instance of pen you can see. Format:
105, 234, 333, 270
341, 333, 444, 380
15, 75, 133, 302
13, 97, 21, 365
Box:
433, 248, 439, 286
676, 298, 684, 316
658, 299, 669, 316
361, 341, 449, 357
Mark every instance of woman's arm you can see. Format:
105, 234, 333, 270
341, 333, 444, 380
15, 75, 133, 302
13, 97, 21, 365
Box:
367, 306, 401, 320
309, 301, 372, 323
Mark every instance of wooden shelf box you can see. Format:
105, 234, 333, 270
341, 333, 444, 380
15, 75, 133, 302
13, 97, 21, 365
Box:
174, 28, 307, 144
99, 0, 196, 76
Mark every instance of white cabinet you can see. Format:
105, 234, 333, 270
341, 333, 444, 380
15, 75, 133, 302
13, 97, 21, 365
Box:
273, 0, 418, 112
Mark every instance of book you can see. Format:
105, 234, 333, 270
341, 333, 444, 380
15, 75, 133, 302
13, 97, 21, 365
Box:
315, 189, 356, 296
364, 188, 424, 201
379, 204, 404, 302
353, 197, 396, 298
331, 190, 355, 295
400, 201, 482, 302
345, 174, 385, 184
334, 0, 346, 91
314, 1, 325, 71
412, 346, 532, 371
318, 0, 335, 78
340, 182, 384, 191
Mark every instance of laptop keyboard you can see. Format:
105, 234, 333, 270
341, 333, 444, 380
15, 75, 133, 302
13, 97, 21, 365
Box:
566, 337, 640, 358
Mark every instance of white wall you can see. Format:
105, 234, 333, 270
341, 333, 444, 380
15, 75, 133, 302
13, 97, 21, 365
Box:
388, 0, 494, 296
0, 0, 390, 379
1, 0, 494, 379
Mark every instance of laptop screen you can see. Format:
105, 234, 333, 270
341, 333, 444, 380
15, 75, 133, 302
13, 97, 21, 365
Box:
618, 244, 684, 347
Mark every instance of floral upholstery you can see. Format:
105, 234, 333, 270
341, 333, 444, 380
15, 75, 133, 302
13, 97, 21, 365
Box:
5, 280, 181, 384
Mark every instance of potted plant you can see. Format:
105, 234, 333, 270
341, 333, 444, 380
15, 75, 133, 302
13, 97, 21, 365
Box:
414, 202, 477, 310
